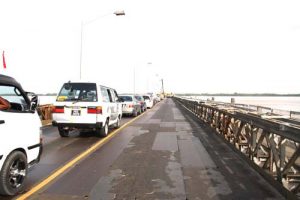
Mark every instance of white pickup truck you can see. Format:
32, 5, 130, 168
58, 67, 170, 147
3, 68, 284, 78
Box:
0, 74, 42, 196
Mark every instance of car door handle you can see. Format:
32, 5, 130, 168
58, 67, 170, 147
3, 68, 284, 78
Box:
0, 120, 5, 124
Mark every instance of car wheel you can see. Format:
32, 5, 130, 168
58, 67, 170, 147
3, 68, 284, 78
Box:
58, 127, 69, 137
0, 151, 27, 196
97, 120, 109, 137
133, 109, 138, 117
114, 117, 120, 129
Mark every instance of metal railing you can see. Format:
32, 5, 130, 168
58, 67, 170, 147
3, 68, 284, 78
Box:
174, 97, 300, 199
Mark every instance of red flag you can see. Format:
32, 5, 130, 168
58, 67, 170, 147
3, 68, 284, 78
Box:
2, 51, 6, 69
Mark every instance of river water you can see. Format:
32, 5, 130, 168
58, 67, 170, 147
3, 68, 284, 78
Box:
182, 96, 300, 112
38, 95, 300, 112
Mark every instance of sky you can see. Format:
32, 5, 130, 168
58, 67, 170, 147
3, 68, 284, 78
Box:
0, 0, 300, 94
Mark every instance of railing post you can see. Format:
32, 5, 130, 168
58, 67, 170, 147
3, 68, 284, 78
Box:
231, 98, 235, 105
257, 106, 262, 114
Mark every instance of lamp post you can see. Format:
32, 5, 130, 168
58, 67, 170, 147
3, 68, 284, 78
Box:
79, 10, 125, 80
146, 62, 152, 92
133, 66, 135, 95
161, 78, 165, 97
133, 62, 152, 95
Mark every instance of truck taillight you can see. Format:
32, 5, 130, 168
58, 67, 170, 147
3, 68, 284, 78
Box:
88, 106, 102, 114
128, 104, 133, 108
53, 106, 64, 113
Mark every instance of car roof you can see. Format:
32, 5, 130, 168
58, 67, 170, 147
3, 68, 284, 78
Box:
0, 74, 22, 89
63, 81, 115, 90
119, 94, 134, 96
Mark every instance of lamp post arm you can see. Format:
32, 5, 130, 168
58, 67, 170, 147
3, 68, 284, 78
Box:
80, 13, 111, 80
79, 10, 125, 80
83, 13, 112, 26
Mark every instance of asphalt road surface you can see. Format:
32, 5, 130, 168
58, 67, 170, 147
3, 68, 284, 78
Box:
2, 99, 284, 200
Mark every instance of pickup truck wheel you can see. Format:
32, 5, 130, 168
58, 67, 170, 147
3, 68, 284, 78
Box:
58, 127, 69, 137
97, 121, 108, 137
0, 151, 27, 196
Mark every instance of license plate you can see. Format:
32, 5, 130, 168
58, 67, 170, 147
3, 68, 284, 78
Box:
71, 110, 81, 116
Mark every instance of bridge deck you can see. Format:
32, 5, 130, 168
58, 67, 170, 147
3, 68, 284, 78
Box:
30, 99, 284, 200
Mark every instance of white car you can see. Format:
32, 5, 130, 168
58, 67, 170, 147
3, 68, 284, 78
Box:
143, 95, 154, 108
52, 81, 122, 137
0, 75, 42, 196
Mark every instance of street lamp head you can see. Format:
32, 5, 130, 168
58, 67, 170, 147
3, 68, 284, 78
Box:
114, 10, 125, 16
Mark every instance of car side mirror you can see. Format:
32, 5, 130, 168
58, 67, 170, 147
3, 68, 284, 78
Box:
26, 92, 38, 112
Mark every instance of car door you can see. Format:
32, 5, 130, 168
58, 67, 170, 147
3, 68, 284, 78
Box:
113, 90, 122, 117
0, 85, 40, 158
107, 89, 117, 122
100, 86, 111, 122
0, 110, 37, 155
0, 110, 9, 158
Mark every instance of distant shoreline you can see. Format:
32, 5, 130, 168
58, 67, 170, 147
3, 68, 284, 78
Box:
176, 93, 300, 97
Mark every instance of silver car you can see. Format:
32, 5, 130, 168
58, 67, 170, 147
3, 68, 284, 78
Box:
119, 95, 142, 117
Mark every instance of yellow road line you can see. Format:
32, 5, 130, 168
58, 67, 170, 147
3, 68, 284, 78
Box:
17, 112, 147, 200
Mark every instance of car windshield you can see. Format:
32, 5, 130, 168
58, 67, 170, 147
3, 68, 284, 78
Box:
120, 96, 132, 102
135, 96, 143, 101
143, 96, 150, 100
57, 83, 97, 102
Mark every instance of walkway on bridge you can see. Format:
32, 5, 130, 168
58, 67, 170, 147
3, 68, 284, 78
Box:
31, 99, 284, 200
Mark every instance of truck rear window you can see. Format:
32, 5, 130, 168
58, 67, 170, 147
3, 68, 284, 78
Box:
57, 83, 97, 102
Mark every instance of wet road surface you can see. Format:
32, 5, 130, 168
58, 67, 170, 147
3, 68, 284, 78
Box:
2, 117, 133, 200
4, 99, 284, 200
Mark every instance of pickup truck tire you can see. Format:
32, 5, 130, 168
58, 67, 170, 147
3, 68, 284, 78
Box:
58, 127, 69, 137
0, 151, 27, 196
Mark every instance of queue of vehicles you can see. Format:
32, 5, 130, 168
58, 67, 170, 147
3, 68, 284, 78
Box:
0, 77, 160, 196
51, 80, 158, 138
119, 94, 156, 117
